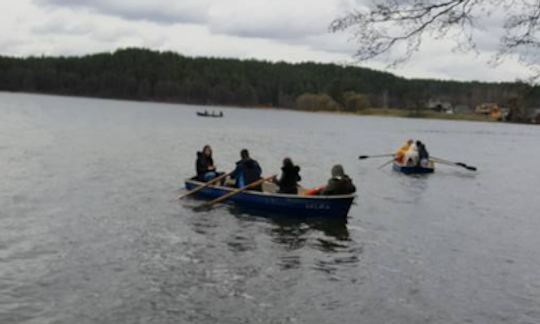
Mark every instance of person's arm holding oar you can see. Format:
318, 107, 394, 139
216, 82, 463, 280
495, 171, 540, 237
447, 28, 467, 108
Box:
431, 157, 477, 171
196, 175, 275, 211
176, 172, 232, 200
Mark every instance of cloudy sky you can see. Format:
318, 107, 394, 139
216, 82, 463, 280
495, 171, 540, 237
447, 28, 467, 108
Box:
0, 0, 531, 82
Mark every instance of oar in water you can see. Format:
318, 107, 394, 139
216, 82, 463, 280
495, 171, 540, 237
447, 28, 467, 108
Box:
195, 175, 276, 211
378, 159, 394, 169
431, 157, 477, 171
176, 171, 232, 200
359, 154, 394, 160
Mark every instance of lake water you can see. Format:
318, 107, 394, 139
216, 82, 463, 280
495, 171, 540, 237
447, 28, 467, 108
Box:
1, 92, 539, 324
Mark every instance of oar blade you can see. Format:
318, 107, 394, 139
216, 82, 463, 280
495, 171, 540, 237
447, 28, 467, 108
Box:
456, 162, 477, 171
432, 157, 477, 172
358, 155, 369, 159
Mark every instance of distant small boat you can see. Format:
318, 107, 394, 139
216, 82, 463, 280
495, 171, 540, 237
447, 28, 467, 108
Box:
197, 111, 223, 118
392, 162, 434, 174
184, 179, 355, 218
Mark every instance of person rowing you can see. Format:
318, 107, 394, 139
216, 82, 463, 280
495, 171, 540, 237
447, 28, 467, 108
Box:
404, 141, 419, 166
322, 164, 356, 195
196, 145, 223, 182
231, 149, 263, 191
395, 139, 420, 166
272, 157, 301, 194
395, 139, 413, 165
304, 164, 356, 196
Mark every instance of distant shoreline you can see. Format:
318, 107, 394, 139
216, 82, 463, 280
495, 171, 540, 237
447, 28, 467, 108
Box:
0, 90, 504, 124
346, 108, 498, 123
2, 48, 537, 125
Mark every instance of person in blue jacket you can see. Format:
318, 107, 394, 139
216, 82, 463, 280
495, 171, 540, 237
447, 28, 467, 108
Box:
231, 149, 262, 190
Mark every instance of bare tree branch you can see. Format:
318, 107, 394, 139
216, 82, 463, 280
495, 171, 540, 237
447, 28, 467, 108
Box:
331, 0, 540, 81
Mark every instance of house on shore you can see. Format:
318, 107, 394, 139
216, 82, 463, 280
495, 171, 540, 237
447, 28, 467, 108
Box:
426, 99, 454, 114
529, 108, 540, 124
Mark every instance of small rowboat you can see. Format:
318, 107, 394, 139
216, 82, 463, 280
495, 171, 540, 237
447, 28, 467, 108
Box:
197, 112, 223, 118
185, 179, 355, 218
392, 161, 435, 174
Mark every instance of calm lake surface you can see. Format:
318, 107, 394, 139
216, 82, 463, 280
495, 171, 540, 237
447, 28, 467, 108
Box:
1, 92, 539, 324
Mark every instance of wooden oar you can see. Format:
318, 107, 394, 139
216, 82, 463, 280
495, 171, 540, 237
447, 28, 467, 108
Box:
431, 157, 477, 171
359, 154, 394, 160
196, 175, 275, 211
378, 159, 394, 169
176, 172, 232, 200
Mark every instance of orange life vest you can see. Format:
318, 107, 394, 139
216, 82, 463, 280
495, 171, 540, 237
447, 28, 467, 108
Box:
395, 143, 411, 164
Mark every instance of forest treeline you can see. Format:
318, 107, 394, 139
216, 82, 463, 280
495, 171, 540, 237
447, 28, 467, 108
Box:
0, 48, 538, 118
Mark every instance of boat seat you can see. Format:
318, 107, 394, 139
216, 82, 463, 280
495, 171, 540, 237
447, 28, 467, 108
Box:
262, 182, 307, 195
262, 182, 278, 193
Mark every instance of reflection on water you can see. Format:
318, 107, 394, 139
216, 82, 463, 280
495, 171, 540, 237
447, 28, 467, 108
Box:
187, 203, 360, 282
269, 216, 350, 242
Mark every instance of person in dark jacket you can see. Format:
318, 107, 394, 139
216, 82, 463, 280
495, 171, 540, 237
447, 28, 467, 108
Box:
416, 141, 430, 167
321, 164, 356, 195
273, 158, 301, 194
231, 149, 262, 190
196, 145, 220, 182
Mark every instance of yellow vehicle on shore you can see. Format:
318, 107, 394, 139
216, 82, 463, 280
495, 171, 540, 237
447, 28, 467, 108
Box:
475, 103, 503, 121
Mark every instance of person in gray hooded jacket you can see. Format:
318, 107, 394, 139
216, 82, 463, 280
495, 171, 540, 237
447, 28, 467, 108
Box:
321, 164, 356, 195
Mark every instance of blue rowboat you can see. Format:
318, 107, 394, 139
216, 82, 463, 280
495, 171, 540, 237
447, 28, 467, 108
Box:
392, 162, 435, 175
185, 179, 355, 218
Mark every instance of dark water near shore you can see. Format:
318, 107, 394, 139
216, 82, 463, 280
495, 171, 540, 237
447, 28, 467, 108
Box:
1, 92, 539, 324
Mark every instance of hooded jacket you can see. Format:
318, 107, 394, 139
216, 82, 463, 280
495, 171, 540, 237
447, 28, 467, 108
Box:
322, 165, 356, 195
276, 164, 301, 194
322, 175, 356, 195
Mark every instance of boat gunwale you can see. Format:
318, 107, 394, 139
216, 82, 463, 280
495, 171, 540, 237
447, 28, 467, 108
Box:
185, 179, 356, 200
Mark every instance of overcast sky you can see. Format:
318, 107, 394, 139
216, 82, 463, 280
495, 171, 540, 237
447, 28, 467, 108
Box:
0, 0, 531, 82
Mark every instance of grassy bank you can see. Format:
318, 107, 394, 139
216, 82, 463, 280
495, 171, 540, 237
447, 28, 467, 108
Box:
354, 108, 497, 122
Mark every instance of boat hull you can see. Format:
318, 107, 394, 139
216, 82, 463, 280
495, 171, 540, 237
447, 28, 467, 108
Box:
196, 112, 223, 118
392, 162, 434, 174
184, 180, 355, 218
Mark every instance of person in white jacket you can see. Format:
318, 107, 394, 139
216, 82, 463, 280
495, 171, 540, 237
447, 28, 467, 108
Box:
404, 141, 419, 166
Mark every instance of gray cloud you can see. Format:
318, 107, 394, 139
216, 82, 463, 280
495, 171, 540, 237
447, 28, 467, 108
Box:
35, 0, 211, 24
31, 19, 93, 36
1, 0, 531, 81
34, 0, 352, 41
